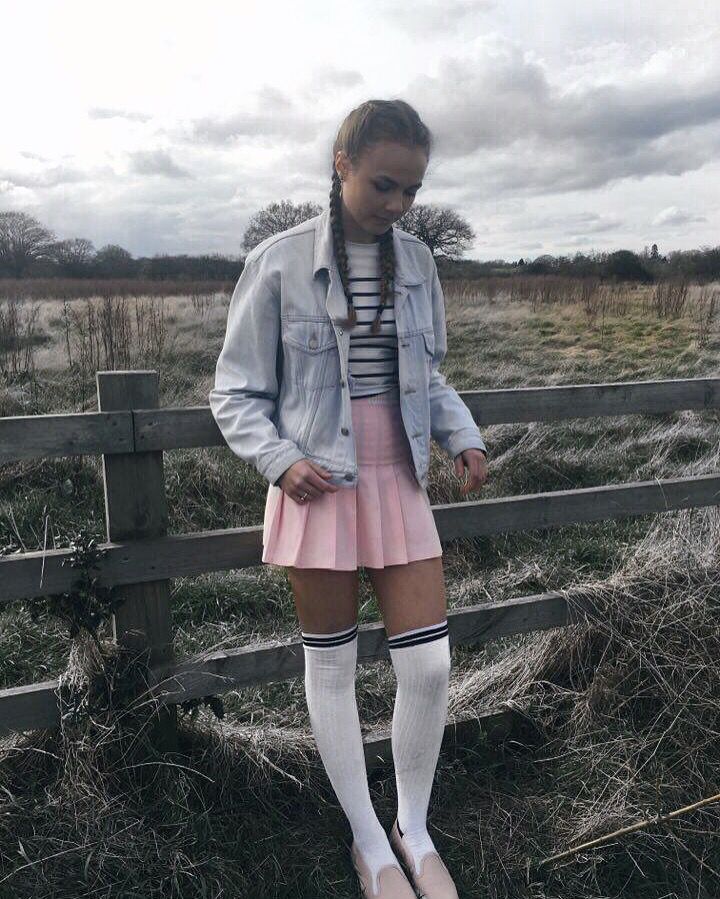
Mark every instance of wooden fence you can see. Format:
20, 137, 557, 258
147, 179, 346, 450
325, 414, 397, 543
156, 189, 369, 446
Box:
1, 372, 719, 771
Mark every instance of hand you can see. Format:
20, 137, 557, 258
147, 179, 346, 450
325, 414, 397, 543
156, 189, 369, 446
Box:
453, 448, 488, 496
278, 458, 339, 504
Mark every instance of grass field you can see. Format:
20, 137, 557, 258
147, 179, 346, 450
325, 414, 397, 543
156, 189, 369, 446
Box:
1, 277, 719, 898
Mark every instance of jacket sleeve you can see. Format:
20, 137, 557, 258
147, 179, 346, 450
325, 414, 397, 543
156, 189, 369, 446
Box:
427, 253, 488, 460
209, 251, 306, 487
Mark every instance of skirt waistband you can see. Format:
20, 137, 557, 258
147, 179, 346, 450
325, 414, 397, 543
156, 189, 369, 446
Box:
350, 385, 401, 406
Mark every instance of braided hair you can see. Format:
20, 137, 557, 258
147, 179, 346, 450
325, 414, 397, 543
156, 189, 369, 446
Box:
329, 100, 432, 332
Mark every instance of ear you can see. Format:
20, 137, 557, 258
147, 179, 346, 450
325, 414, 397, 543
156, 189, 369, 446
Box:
334, 149, 350, 182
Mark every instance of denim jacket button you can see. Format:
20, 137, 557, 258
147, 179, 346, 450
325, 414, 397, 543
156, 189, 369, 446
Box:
341, 427, 349, 435
308, 335, 318, 348
344, 473, 353, 481
340, 379, 346, 387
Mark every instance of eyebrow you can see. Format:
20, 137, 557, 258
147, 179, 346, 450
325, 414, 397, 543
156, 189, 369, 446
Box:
375, 174, 423, 189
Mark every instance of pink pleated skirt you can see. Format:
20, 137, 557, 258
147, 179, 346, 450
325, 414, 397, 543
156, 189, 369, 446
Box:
261, 386, 443, 569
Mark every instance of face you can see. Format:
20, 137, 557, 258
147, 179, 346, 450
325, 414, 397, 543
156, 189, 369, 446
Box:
335, 140, 428, 243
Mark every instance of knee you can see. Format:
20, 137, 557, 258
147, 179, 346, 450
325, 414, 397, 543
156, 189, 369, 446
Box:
392, 641, 451, 691
303, 644, 358, 691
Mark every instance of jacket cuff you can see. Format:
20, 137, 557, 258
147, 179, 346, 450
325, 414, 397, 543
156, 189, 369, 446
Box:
446, 427, 488, 460
260, 442, 307, 488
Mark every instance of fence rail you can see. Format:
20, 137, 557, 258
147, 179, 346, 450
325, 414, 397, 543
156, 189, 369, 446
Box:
2, 377, 719, 464
1, 372, 719, 760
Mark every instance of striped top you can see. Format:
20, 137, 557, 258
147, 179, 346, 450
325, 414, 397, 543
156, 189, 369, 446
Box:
345, 239, 398, 398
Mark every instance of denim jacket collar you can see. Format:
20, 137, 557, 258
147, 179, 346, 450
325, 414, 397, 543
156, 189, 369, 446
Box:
312, 206, 426, 287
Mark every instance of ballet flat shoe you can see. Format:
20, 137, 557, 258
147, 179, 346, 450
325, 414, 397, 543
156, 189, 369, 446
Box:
389, 819, 460, 899
350, 839, 417, 898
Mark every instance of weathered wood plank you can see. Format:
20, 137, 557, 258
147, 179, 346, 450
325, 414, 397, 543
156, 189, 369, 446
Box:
0, 587, 594, 737
432, 470, 720, 541
134, 406, 213, 452
4, 378, 717, 462
97, 370, 177, 750
0, 672, 514, 771
145, 589, 598, 705
0, 411, 133, 463
134, 377, 720, 450
363, 709, 515, 774
3, 473, 719, 603
97, 372, 173, 664
460, 376, 720, 424
0, 679, 61, 735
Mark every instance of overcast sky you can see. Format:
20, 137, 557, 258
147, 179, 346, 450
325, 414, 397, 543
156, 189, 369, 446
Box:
2, 0, 719, 261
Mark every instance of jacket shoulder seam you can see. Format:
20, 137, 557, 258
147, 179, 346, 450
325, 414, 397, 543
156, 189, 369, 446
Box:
247, 220, 317, 264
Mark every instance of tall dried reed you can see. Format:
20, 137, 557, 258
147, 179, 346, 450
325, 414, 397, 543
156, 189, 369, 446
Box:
650, 279, 690, 317
60, 294, 178, 403
0, 297, 41, 382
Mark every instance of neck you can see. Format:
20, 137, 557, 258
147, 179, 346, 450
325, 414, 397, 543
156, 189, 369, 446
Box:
340, 202, 379, 243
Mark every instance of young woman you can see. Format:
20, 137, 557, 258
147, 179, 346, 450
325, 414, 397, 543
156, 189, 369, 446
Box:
210, 99, 488, 899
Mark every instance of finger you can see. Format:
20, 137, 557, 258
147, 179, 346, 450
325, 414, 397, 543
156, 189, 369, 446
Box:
305, 460, 336, 482
294, 480, 323, 501
465, 459, 482, 493
303, 467, 339, 493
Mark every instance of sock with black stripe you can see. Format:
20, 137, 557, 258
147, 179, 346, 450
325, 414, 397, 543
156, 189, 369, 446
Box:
302, 623, 401, 892
388, 619, 451, 876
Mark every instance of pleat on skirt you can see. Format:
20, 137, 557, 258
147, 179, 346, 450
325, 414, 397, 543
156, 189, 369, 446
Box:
261, 385, 443, 569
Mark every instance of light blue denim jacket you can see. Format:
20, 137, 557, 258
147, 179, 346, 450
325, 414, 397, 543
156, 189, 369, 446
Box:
209, 206, 487, 491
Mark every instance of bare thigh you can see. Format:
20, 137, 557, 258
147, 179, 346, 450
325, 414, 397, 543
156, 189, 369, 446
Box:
285, 566, 360, 634
365, 555, 447, 638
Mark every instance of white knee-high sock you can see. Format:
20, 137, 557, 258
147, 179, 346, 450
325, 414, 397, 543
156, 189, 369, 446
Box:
388, 619, 451, 876
302, 624, 401, 891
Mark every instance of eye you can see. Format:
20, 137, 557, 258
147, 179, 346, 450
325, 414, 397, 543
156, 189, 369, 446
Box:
374, 181, 419, 198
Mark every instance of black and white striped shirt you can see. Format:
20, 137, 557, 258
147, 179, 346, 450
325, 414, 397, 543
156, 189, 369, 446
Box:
346, 240, 399, 398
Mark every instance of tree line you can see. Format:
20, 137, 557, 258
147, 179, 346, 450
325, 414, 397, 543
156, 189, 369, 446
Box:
1, 203, 718, 283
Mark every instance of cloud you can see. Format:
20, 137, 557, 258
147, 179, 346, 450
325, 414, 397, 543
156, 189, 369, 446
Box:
19, 151, 50, 162
652, 205, 708, 226
406, 35, 720, 196
186, 87, 319, 146
127, 149, 193, 179
383, 0, 495, 35
510, 210, 623, 234
0, 165, 92, 188
88, 106, 152, 123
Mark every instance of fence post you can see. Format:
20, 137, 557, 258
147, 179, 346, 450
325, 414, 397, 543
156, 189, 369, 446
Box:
97, 370, 177, 754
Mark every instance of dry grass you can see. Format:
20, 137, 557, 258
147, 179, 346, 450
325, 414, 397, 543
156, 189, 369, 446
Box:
1, 276, 720, 897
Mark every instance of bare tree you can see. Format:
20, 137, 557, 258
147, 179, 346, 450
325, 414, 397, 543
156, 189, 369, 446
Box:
49, 237, 96, 276
0, 211, 57, 276
397, 204, 475, 259
242, 200, 322, 252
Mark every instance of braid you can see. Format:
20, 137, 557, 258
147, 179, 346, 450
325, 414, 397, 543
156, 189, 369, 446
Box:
373, 225, 395, 335
329, 170, 357, 328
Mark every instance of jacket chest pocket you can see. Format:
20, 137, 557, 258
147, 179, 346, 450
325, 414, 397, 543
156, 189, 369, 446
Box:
281, 318, 341, 390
